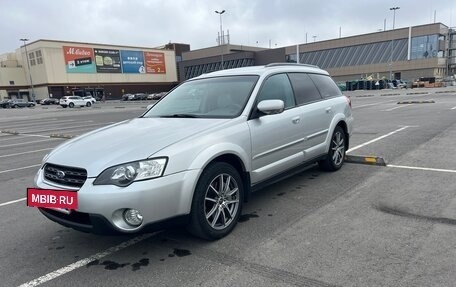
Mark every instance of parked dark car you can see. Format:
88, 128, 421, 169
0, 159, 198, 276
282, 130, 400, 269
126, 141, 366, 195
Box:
121, 94, 132, 101
40, 98, 60, 105
2, 99, 35, 108
134, 93, 148, 100
0, 100, 11, 108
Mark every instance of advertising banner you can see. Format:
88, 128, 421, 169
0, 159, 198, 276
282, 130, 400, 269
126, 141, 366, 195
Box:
120, 50, 146, 74
144, 52, 166, 74
94, 48, 122, 73
63, 46, 96, 73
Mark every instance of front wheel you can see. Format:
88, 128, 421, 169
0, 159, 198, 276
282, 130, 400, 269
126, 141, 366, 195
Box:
86, 102, 91, 107
187, 162, 243, 240
69, 102, 74, 108
319, 126, 346, 171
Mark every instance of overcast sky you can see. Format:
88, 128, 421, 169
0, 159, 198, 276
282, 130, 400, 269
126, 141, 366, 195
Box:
1, 0, 455, 54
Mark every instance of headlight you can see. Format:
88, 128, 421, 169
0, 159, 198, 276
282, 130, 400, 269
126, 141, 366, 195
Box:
93, 158, 167, 187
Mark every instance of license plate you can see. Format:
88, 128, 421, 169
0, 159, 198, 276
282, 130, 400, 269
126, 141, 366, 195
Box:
27, 188, 78, 210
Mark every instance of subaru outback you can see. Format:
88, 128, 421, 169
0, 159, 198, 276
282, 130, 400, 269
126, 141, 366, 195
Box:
33, 63, 353, 240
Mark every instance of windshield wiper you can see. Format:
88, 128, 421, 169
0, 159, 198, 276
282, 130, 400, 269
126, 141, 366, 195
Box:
159, 114, 200, 118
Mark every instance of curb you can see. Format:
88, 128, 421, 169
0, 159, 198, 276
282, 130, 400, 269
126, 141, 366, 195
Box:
0, 130, 19, 135
345, 155, 387, 166
356, 95, 375, 98
49, 134, 74, 139
435, 90, 456, 94
397, 100, 435, 104
406, 92, 429, 95
380, 93, 400, 97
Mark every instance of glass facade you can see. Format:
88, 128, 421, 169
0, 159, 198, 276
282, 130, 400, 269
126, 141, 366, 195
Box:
286, 34, 442, 69
183, 58, 254, 80
410, 35, 438, 59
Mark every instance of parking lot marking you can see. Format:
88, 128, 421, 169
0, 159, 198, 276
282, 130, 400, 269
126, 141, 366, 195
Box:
352, 100, 396, 109
0, 148, 53, 158
347, 126, 410, 153
0, 138, 60, 148
0, 164, 41, 174
0, 134, 51, 142
382, 105, 412, 112
451, 106, 456, 110
21, 122, 114, 134
387, 164, 456, 174
0, 197, 26, 207
17, 233, 156, 287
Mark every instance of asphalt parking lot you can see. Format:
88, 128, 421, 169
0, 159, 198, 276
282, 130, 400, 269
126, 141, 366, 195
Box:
1, 88, 456, 287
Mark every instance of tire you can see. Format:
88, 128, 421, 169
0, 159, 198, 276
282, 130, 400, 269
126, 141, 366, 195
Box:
187, 162, 244, 240
69, 102, 74, 108
14, 104, 19, 108
319, 126, 346, 171
86, 102, 91, 107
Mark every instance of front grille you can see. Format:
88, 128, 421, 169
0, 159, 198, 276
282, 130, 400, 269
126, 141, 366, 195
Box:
44, 163, 87, 188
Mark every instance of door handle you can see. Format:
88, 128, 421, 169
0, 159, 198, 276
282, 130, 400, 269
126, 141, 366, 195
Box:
325, 107, 332, 113
292, 116, 300, 124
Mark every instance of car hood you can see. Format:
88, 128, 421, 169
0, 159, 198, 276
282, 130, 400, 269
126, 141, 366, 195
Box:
45, 117, 229, 177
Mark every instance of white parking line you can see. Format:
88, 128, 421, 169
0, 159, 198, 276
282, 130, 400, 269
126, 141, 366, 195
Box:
0, 164, 41, 174
17, 233, 156, 287
382, 105, 412, 112
0, 138, 60, 148
347, 126, 410, 153
0, 197, 26, 207
0, 134, 50, 142
451, 106, 456, 110
21, 122, 114, 134
352, 100, 395, 109
0, 148, 53, 158
388, 164, 456, 173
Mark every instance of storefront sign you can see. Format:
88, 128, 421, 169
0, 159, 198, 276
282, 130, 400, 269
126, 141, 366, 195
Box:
63, 46, 96, 73
94, 48, 122, 73
144, 52, 166, 74
121, 50, 146, 73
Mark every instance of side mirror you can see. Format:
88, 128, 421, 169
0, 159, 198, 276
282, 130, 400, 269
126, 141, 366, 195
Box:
257, 99, 284, 116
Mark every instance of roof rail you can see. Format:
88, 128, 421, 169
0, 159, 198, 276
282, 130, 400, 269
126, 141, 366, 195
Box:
265, 63, 320, 69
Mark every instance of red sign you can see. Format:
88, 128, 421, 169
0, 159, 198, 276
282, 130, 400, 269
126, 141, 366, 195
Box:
63, 46, 95, 73
144, 52, 166, 74
27, 188, 78, 209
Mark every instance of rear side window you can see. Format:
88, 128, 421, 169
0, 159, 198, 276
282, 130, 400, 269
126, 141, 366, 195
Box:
288, 73, 322, 105
309, 74, 342, 99
257, 73, 296, 109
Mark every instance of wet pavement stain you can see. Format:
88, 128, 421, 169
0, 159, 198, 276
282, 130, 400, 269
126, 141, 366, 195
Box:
159, 258, 165, 262
86, 259, 100, 267
267, 214, 273, 217
142, 251, 148, 255
56, 246, 65, 250
131, 258, 149, 271
102, 260, 130, 270
238, 213, 260, 222
168, 253, 175, 257
173, 248, 191, 257
277, 192, 286, 196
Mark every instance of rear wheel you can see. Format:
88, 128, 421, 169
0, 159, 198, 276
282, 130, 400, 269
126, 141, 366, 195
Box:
69, 102, 74, 108
187, 162, 243, 240
319, 126, 346, 171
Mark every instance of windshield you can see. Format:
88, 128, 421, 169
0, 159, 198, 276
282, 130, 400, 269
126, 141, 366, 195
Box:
143, 75, 259, 118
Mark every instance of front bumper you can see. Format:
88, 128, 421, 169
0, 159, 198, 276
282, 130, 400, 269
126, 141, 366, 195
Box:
34, 167, 201, 234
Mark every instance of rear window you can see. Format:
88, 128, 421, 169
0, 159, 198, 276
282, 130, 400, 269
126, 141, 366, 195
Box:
309, 74, 342, 99
288, 73, 322, 105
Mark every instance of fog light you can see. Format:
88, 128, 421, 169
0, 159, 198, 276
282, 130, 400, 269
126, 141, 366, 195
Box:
123, 209, 143, 226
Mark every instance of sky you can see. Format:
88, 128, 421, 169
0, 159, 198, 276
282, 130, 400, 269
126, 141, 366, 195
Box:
1, 0, 455, 54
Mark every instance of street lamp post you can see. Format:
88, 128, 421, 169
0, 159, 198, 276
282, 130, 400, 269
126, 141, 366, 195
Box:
20, 38, 35, 102
215, 10, 225, 70
389, 7, 400, 82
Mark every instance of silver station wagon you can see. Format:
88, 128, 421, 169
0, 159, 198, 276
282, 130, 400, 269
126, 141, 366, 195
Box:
34, 63, 353, 240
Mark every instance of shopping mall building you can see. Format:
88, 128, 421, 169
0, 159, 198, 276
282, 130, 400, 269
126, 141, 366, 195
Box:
0, 40, 187, 101
0, 22, 455, 101
179, 22, 455, 83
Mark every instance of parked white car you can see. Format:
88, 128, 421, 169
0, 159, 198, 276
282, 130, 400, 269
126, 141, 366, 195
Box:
35, 63, 353, 240
83, 96, 97, 103
60, 96, 92, 108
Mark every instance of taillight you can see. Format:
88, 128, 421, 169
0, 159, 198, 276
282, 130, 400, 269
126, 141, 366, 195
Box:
345, 95, 352, 108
